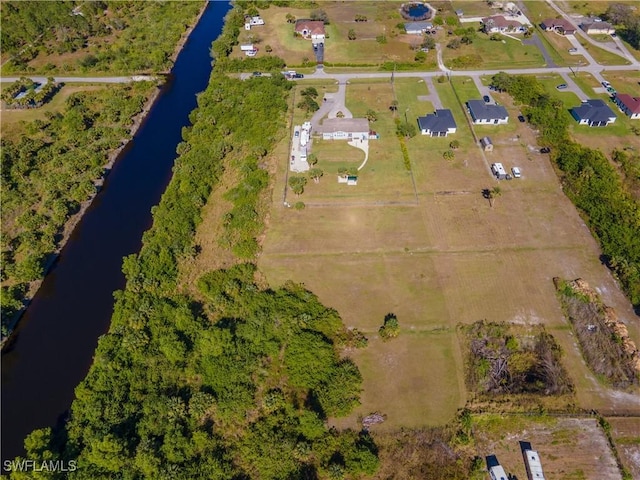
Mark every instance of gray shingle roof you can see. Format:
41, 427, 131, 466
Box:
404, 21, 433, 31
417, 109, 456, 133
571, 99, 616, 124
467, 100, 509, 122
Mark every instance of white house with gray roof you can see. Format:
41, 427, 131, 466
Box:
404, 21, 433, 34
417, 109, 457, 137
467, 100, 509, 125
571, 99, 616, 127
316, 117, 369, 140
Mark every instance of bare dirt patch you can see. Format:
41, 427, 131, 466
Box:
474, 415, 622, 480
609, 417, 640, 479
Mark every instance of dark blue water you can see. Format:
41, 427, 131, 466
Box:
1, 1, 230, 464
404, 3, 430, 20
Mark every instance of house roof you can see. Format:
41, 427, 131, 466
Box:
294, 20, 325, 36
481, 15, 522, 29
616, 93, 640, 114
480, 136, 493, 146
541, 18, 575, 31
417, 109, 457, 133
316, 117, 369, 134
572, 99, 616, 123
404, 21, 433, 31
467, 100, 509, 121
581, 20, 614, 31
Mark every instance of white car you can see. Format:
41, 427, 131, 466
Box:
601, 81, 611, 88
511, 167, 521, 178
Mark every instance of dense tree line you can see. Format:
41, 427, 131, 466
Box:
10, 70, 377, 477
1, 1, 202, 74
603, 3, 640, 50
1, 82, 155, 336
491, 73, 640, 309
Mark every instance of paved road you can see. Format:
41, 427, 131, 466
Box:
422, 76, 443, 109
0, 75, 157, 83
558, 72, 588, 101
546, 0, 639, 67
523, 33, 558, 68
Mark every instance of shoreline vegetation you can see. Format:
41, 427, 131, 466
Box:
0, 2, 208, 347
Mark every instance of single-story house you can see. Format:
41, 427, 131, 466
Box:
580, 20, 615, 35
540, 18, 576, 35
244, 15, 264, 30
338, 175, 358, 185
467, 100, 509, 125
417, 109, 457, 137
481, 15, 526, 34
295, 20, 326, 43
404, 21, 433, 34
455, 9, 464, 17
571, 99, 617, 126
316, 117, 369, 140
614, 93, 640, 119
480, 136, 494, 151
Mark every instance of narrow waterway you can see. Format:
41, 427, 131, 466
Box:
1, 1, 230, 463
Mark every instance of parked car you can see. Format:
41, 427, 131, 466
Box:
540, 147, 551, 154
556, 84, 568, 90
601, 81, 611, 88
568, 48, 578, 53
512, 167, 522, 178
252, 71, 261, 77
294, 131, 299, 137
294, 73, 304, 79
483, 95, 491, 103
606, 86, 616, 95
518, 115, 526, 123
611, 33, 617, 38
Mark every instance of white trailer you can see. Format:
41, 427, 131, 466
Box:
491, 162, 508, 180
240, 44, 255, 52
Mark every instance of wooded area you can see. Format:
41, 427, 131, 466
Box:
0, 82, 156, 335
491, 72, 640, 311
0, 1, 202, 74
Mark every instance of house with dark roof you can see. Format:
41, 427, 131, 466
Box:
481, 15, 526, 34
580, 19, 615, 35
294, 20, 326, 43
480, 136, 494, 151
417, 109, 457, 137
404, 21, 433, 34
571, 99, 617, 126
614, 93, 640, 119
540, 18, 576, 35
467, 100, 509, 125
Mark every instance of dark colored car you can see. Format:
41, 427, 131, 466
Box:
252, 71, 261, 77
540, 147, 551, 154
518, 115, 526, 123
483, 95, 491, 103
294, 73, 304, 78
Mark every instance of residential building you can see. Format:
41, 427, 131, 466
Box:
316, 118, 369, 140
417, 109, 457, 137
467, 100, 509, 125
481, 15, 526, 34
540, 18, 576, 35
614, 93, 640, 119
244, 15, 264, 30
580, 19, 615, 35
571, 99, 617, 126
404, 21, 433, 34
295, 20, 326, 43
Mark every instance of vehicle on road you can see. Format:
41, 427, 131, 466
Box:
568, 48, 578, 53
252, 72, 261, 77
601, 81, 611, 88
483, 95, 491, 103
294, 131, 299, 137
556, 84, 568, 90
294, 73, 304, 78
512, 167, 521, 178
611, 33, 617, 38
518, 115, 526, 123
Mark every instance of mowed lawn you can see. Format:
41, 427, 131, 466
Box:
258, 79, 640, 430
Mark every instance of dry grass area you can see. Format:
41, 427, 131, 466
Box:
473, 415, 622, 480
608, 417, 640, 479
258, 79, 640, 430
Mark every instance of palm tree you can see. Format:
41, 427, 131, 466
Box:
309, 168, 323, 184
487, 186, 502, 207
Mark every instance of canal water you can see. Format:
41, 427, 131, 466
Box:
1, 1, 230, 463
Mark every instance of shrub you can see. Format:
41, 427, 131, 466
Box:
379, 313, 399, 340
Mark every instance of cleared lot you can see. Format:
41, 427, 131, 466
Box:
259, 79, 640, 429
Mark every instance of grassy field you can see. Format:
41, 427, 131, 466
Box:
0, 84, 104, 142
257, 78, 640, 431
608, 417, 640, 479
602, 70, 640, 97
473, 415, 623, 479
576, 36, 630, 65
442, 32, 546, 70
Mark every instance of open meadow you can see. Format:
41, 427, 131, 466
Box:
258, 78, 640, 431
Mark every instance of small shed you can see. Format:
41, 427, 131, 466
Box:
480, 136, 493, 151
